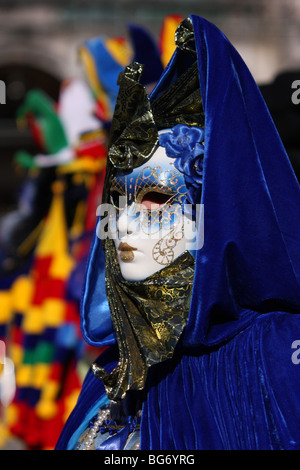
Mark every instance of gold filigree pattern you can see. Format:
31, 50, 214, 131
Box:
152, 226, 185, 265
109, 165, 187, 236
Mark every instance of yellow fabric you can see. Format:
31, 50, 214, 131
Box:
11, 276, 34, 312
41, 380, 60, 400
42, 298, 65, 328
36, 398, 58, 420
105, 37, 132, 67
15, 362, 54, 390
0, 291, 12, 323
32, 363, 50, 389
16, 364, 32, 387
48, 253, 74, 280
35, 181, 68, 257
160, 15, 184, 67
78, 46, 111, 119
77, 128, 106, 143
57, 156, 106, 174
0, 423, 10, 448
22, 306, 44, 334
5, 403, 18, 427
35, 181, 74, 280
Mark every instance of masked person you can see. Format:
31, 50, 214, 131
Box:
56, 15, 300, 450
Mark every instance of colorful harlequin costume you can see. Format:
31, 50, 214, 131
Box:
0, 76, 109, 449
0, 18, 176, 449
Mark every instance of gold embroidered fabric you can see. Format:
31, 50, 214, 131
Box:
108, 62, 159, 172
152, 62, 203, 131
175, 17, 196, 54
107, 18, 204, 174
92, 240, 195, 401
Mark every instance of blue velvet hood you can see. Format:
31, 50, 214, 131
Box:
182, 15, 300, 347
80, 14, 300, 351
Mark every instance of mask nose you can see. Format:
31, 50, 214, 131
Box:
117, 203, 141, 239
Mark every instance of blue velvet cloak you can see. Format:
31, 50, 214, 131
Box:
56, 15, 300, 450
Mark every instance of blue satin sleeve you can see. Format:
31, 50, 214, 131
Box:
80, 224, 116, 347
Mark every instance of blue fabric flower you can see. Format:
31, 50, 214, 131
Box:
159, 124, 204, 204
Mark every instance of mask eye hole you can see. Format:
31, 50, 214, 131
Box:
140, 191, 172, 210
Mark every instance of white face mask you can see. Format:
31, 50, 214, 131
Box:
108, 143, 197, 281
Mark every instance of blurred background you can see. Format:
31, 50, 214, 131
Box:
0, 0, 299, 451
1, 0, 300, 212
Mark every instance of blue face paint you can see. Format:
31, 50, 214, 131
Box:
109, 158, 188, 236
